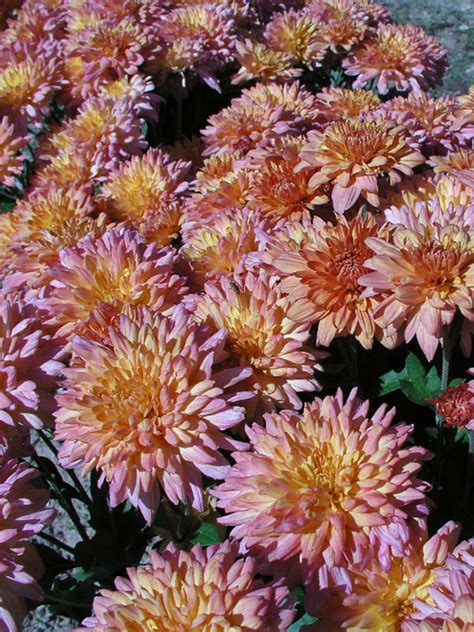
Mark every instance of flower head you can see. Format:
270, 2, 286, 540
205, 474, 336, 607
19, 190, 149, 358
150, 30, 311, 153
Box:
263, 9, 325, 67
343, 23, 447, 94
78, 541, 295, 631
193, 272, 322, 416
232, 39, 303, 85
428, 149, 474, 190
429, 383, 474, 430
40, 228, 188, 337
213, 389, 431, 586
99, 149, 190, 245
307, 0, 369, 52
298, 117, 425, 213
314, 86, 381, 123
55, 306, 248, 522
0, 117, 27, 188
0, 457, 55, 631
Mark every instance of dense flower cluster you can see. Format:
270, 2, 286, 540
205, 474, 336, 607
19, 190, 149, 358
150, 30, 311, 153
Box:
0, 0, 473, 629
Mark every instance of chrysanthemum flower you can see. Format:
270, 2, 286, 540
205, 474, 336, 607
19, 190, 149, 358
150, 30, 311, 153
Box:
0, 213, 17, 276
99, 149, 190, 245
429, 383, 474, 430
40, 228, 188, 337
181, 208, 270, 287
263, 9, 325, 67
55, 306, 248, 522
298, 117, 425, 213
380, 92, 466, 154
78, 542, 295, 631
428, 149, 474, 190
309, 521, 461, 630
0, 457, 55, 632
406, 597, 474, 632
274, 213, 396, 349
0, 299, 63, 430
314, 86, 381, 123
213, 389, 431, 586
0, 52, 64, 134
202, 81, 321, 156
343, 23, 448, 94
244, 135, 327, 224
307, 0, 369, 52
383, 197, 474, 233
360, 219, 474, 361
232, 39, 303, 85
0, 117, 26, 188
0, 2, 66, 50
193, 272, 322, 416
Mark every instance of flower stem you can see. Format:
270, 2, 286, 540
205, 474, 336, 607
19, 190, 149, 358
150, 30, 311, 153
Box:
433, 325, 452, 500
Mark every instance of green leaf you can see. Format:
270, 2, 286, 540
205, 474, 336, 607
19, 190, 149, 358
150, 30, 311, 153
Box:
455, 428, 470, 443
450, 378, 465, 388
288, 613, 318, 631
379, 353, 441, 406
191, 522, 221, 546
379, 369, 403, 395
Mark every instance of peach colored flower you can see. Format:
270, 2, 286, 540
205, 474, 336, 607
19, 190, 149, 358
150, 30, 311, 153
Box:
55, 305, 248, 522
202, 81, 321, 156
78, 542, 295, 631
192, 271, 322, 416
343, 23, 447, 95
429, 383, 474, 430
307, 0, 369, 52
0, 457, 55, 632
0, 299, 63, 430
274, 213, 395, 349
39, 228, 188, 337
428, 149, 474, 190
298, 117, 425, 213
99, 149, 190, 246
0, 117, 27, 188
308, 522, 461, 631
314, 86, 381, 124
263, 9, 325, 67
181, 208, 270, 287
360, 220, 474, 361
232, 39, 303, 85
213, 389, 431, 586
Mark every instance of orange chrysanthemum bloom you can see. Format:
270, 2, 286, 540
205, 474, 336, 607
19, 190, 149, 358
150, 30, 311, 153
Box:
428, 149, 474, 190
298, 117, 425, 213
314, 87, 381, 124
273, 213, 395, 349
307, 0, 369, 52
202, 81, 321, 156
310, 522, 461, 630
40, 228, 188, 337
99, 149, 190, 245
343, 23, 447, 94
244, 135, 328, 224
263, 9, 325, 67
0, 117, 26, 188
192, 271, 322, 415
78, 542, 295, 631
213, 389, 430, 587
181, 208, 270, 287
232, 39, 303, 85
430, 383, 474, 430
360, 219, 474, 361
380, 92, 465, 153
55, 306, 248, 522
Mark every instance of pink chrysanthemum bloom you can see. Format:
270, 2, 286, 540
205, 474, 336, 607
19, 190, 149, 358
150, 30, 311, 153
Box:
429, 383, 474, 430
213, 389, 431, 586
153, 5, 237, 93
0, 457, 55, 632
383, 197, 474, 233
380, 92, 466, 154
55, 305, 248, 522
193, 272, 322, 416
0, 299, 63, 430
0, 52, 64, 134
309, 521, 461, 630
244, 135, 327, 224
0, 117, 26, 188
273, 213, 396, 349
232, 39, 303, 86
428, 149, 474, 190
78, 542, 295, 631
40, 228, 188, 338
360, 218, 474, 361
0, 213, 17, 275
99, 149, 190, 245
181, 208, 270, 287
314, 86, 381, 124
307, 0, 369, 52
406, 597, 474, 632
297, 118, 425, 213
263, 9, 325, 67
0, 3, 66, 52
202, 81, 321, 156
343, 23, 447, 95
